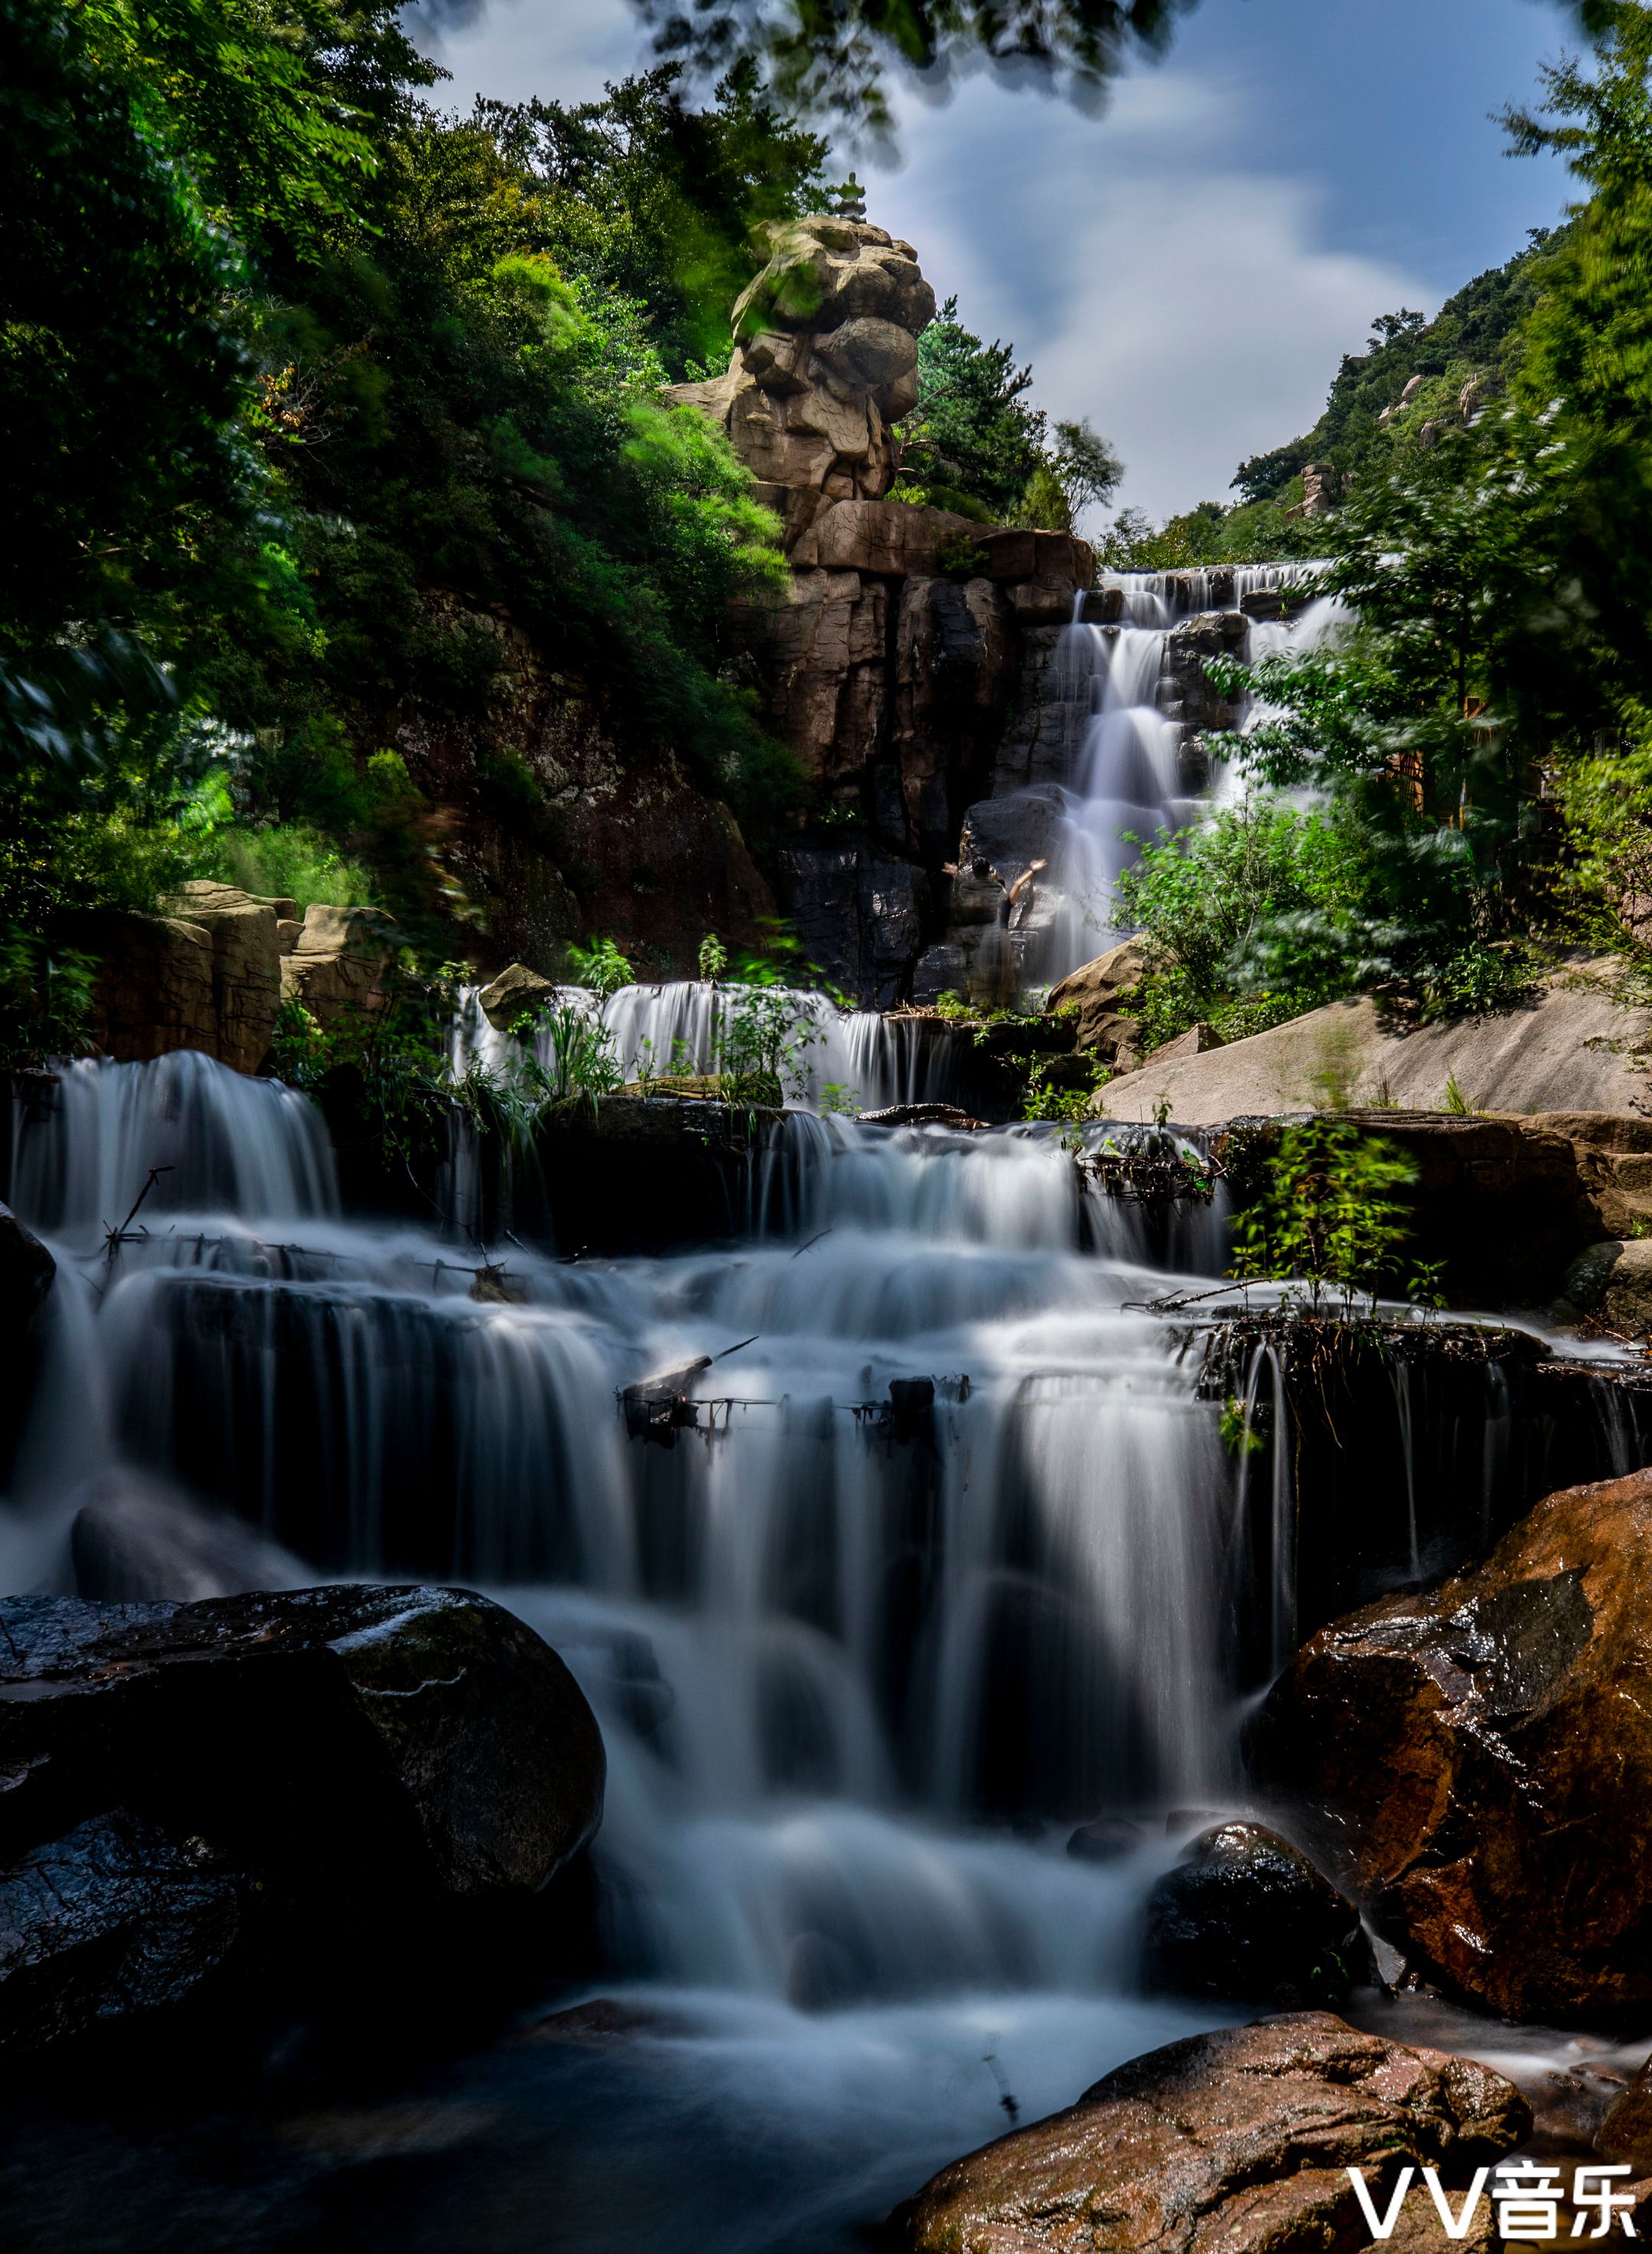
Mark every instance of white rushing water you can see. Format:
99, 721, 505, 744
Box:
1041, 566, 1348, 987
2, 1042, 1645, 2247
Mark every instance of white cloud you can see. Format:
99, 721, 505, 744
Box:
862, 68, 1430, 521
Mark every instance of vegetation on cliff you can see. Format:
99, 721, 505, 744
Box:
1112, 0, 1652, 1060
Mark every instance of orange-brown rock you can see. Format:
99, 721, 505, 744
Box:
81, 911, 219, 1062
1047, 939, 1152, 1053
885, 2012, 1529, 2254
1260, 1465, 1652, 2023
1600, 2056, 1652, 2175
167, 880, 283, 1073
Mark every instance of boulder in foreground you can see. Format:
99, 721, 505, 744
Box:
885, 2011, 1529, 2254
1259, 1465, 1652, 2023
0, 1585, 604, 2053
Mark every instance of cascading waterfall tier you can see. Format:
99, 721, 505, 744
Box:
4, 1047, 1647, 2246
1037, 566, 1345, 988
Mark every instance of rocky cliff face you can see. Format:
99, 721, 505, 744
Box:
670, 214, 1096, 1003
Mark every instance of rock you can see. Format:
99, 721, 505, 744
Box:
885, 2011, 1530, 2254
774, 845, 926, 1007
1418, 419, 1444, 451
892, 576, 1016, 867
165, 882, 282, 1074
69, 1473, 313, 1602
1600, 2057, 1652, 2174
1066, 1813, 1144, 1863
77, 911, 219, 1064
1146, 1021, 1224, 1064
1144, 1820, 1369, 2006
0, 1810, 245, 2056
1562, 1238, 1652, 1333
790, 500, 983, 578
0, 1201, 54, 1329
733, 569, 891, 790
0, 1586, 604, 1900
1301, 461, 1340, 517
279, 903, 398, 1028
1398, 375, 1427, 408
1259, 1464, 1652, 2023
1162, 608, 1249, 734
477, 962, 558, 1033
1096, 967, 1652, 1124
1047, 938, 1152, 1052
860, 1103, 985, 1130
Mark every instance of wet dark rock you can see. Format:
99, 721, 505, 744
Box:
0, 1200, 54, 1482
1066, 1813, 1144, 1864
0, 1586, 605, 2055
69, 1473, 312, 1601
1143, 1820, 1368, 2007
1258, 1465, 1652, 2023
774, 844, 927, 1008
0, 1584, 603, 1895
0, 1812, 243, 2056
885, 2011, 1530, 2254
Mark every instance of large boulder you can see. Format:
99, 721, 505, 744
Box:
885, 2012, 1530, 2254
477, 961, 558, 1032
1562, 1237, 1652, 1333
0, 1586, 604, 2053
1047, 938, 1152, 1054
78, 910, 219, 1062
0, 1584, 603, 1896
1144, 1821, 1369, 2007
1259, 1465, 1652, 2023
1096, 966, 1652, 1124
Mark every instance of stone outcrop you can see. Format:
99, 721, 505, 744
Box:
1144, 1821, 1368, 2007
0, 1586, 604, 2053
667, 215, 934, 550
1259, 1465, 1652, 2024
885, 2013, 1530, 2254
279, 902, 398, 1028
1600, 2060, 1652, 2176
1096, 967, 1652, 1124
1047, 938, 1152, 1055
78, 910, 219, 1065
477, 961, 557, 1032
396, 589, 775, 981
671, 213, 1094, 1003
165, 880, 285, 1072
1562, 1235, 1652, 1333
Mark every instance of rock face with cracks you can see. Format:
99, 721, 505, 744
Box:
1259, 1464, 1652, 2023
885, 2011, 1530, 2254
0, 1585, 605, 2053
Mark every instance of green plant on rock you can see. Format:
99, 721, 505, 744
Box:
514, 1002, 625, 1105
698, 931, 728, 983
1229, 1117, 1419, 1316
568, 935, 635, 1003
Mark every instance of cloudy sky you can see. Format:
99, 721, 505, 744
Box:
414, 0, 1582, 520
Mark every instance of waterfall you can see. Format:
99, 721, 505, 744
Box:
4, 1045, 1642, 2243
452, 981, 960, 1113
1040, 566, 1347, 987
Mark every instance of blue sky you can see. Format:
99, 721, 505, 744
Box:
416, 0, 1583, 518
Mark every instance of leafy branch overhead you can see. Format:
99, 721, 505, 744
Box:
632, 0, 1197, 138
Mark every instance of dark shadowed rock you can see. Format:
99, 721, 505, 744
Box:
0, 1202, 53, 1327
1066, 1814, 1144, 1864
69, 1474, 313, 1601
0, 1812, 243, 2055
1259, 1465, 1652, 2023
885, 2011, 1530, 2254
0, 1585, 604, 1897
1144, 1821, 1368, 2007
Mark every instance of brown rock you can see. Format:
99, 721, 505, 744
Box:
477, 962, 558, 1032
790, 499, 984, 578
165, 881, 282, 1074
1260, 1465, 1652, 2023
1047, 939, 1152, 1052
1562, 1238, 1652, 1332
1147, 1022, 1224, 1065
886, 2012, 1530, 2254
83, 912, 218, 1063
813, 315, 918, 392
1600, 2057, 1652, 2175
279, 903, 397, 1027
